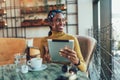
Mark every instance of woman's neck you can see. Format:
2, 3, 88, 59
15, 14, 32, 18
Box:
50, 31, 65, 37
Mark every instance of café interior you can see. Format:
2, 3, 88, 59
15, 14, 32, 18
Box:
0, 0, 119, 80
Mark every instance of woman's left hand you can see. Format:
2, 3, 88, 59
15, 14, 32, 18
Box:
59, 46, 79, 65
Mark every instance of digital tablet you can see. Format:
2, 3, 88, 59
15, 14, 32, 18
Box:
47, 39, 74, 62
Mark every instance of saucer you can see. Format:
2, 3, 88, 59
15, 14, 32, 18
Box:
28, 64, 47, 71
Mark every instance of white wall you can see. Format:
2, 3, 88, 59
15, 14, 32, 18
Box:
78, 0, 93, 36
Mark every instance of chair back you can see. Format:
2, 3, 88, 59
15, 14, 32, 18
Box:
76, 35, 97, 70
0, 38, 27, 65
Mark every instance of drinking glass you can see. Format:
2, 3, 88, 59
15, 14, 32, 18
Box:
20, 53, 29, 73
14, 53, 27, 72
20, 53, 27, 65
14, 53, 21, 72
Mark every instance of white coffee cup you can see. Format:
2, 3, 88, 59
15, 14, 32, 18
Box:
27, 58, 42, 69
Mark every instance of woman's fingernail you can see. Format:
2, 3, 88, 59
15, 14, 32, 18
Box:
65, 46, 67, 49
68, 56, 70, 58
60, 49, 63, 51
59, 52, 62, 56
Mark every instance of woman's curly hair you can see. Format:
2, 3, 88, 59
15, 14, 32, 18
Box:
47, 10, 63, 36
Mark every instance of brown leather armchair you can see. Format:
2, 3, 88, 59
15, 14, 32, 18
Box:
33, 37, 44, 56
76, 35, 97, 71
0, 38, 27, 65
33, 37, 44, 50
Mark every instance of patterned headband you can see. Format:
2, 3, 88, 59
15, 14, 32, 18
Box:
47, 10, 63, 22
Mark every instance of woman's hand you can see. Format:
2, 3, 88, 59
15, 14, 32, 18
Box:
59, 46, 79, 65
43, 46, 51, 63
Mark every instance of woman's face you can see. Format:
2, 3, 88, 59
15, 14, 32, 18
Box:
52, 13, 66, 32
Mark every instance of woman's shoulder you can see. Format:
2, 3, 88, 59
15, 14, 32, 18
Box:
65, 33, 76, 40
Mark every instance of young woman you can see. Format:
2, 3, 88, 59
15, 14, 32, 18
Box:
39, 10, 86, 72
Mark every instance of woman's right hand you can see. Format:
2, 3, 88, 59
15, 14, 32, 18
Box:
43, 46, 51, 62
